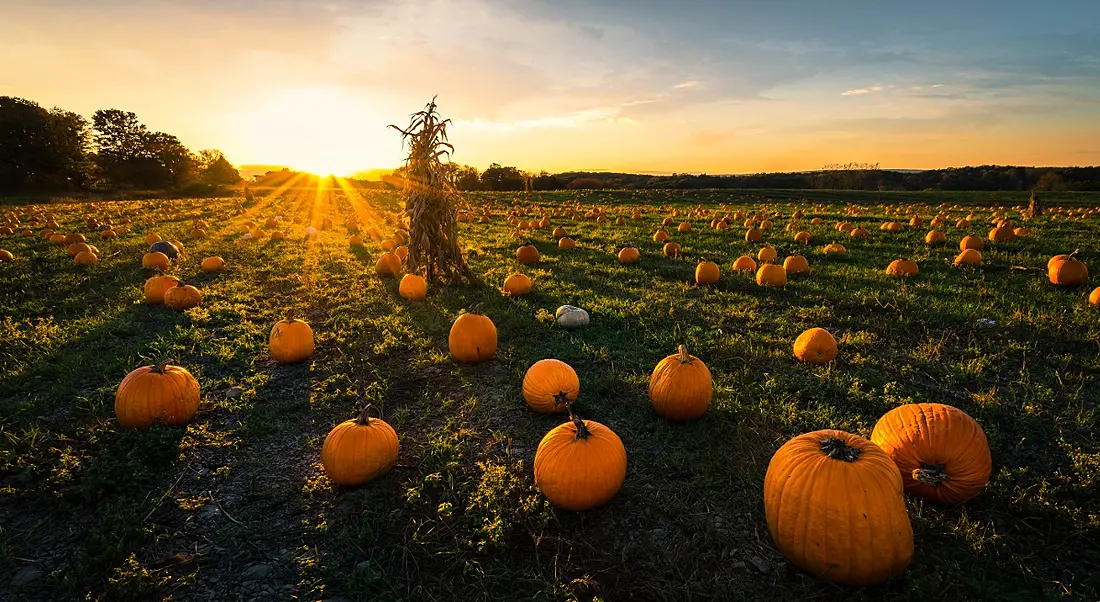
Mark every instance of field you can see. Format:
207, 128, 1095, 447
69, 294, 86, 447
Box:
2, 188, 1099, 601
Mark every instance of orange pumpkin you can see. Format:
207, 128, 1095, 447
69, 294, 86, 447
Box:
694, 260, 719, 285
322, 406, 399, 486
142, 252, 170, 270
793, 327, 837, 365
988, 227, 1015, 243
756, 264, 787, 287
757, 246, 777, 264
782, 255, 809, 274
823, 243, 846, 254
653, 228, 670, 243
115, 363, 201, 429
959, 235, 984, 251
200, 256, 224, 272
663, 242, 681, 257
74, 250, 98, 265
1048, 255, 1088, 285
449, 308, 497, 363
269, 318, 315, 363
558, 236, 576, 250
793, 231, 811, 244
503, 273, 533, 296
617, 246, 640, 263
886, 259, 918, 277
1089, 287, 1100, 305
522, 359, 579, 414
534, 412, 626, 510
516, 242, 540, 264
399, 273, 428, 301
648, 345, 711, 421
954, 249, 982, 266
925, 230, 946, 245
0, 249, 13, 262
745, 228, 762, 243
164, 285, 202, 310
871, 403, 991, 504
764, 430, 913, 585
375, 252, 402, 277
732, 255, 757, 272
144, 275, 181, 304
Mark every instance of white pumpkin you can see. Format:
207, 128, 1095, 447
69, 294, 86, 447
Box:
242, 233, 253, 240
555, 305, 589, 328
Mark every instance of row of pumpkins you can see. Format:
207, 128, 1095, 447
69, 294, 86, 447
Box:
113, 312, 987, 587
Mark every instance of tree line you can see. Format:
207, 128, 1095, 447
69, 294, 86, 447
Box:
0, 96, 240, 193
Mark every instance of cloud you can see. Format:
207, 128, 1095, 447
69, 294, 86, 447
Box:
673, 80, 702, 89
841, 86, 886, 96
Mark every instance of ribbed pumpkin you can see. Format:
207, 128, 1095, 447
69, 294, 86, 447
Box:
115, 362, 201, 429
322, 405, 399, 486
793, 231, 811, 244
783, 255, 809, 274
732, 255, 757, 271
871, 403, 991, 504
793, 327, 837, 365
144, 275, 181, 304
886, 259, 918, 277
617, 246, 640, 263
534, 411, 627, 510
764, 430, 913, 586
758, 246, 777, 264
399, 274, 428, 301
164, 285, 202, 310
988, 227, 1015, 243
850, 228, 869, 238
449, 308, 497, 363
269, 318, 315, 363
695, 261, 720, 285
653, 228, 670, 243
522, 359, 580, 413
756, 264, 787, 287
1048, 255, 1088, 285
74, 251, 98, 265
375, 252, 402, 277
648, 345, 711, 421
503, 273, 533, 296
516, 242, 540, 264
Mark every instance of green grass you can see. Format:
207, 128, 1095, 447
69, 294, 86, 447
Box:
1, 189, 1098, 601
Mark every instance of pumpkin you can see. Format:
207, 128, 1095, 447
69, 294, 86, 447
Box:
381, 239, 396, 252
349, 235, 364, 246
144, 275, 181, 304
954, 249, 982, 266
745, 228, 762, 243
988, 226, 1015, 243
503, 273, 533, 296
909, 216, 924, 227
617, 246, 640, 263
101, 229, 117, 238
49, 233, 66, 246
886, 259, 918, 277
555, 305, 589, 328
516, 242, 540, 264
1048, 255, 1087, 285
1013, 227, 1032, 237
955, 218, 971, 229
375, 252, 402, 277
732, 255, 757, 271
782, 255, 809, 274
653, 229, 670, 243
850, 228, 870, 238
322, 405, 400, 486
164, 285, 202, 310
793, 231, 811, 244
756, 264, 787, 287
142, 252, 170, 270
663, 242, 681, 257
695, 261, 719, 285
757, 246, 777, 264
74, 251, 98, 265
522, 359, 579, 413
115, 362, 201, 429
67, 242, 91, 256
793, 327, 837, 364
959, 235, 984, 251
677, 222, 692, 232
449, 308, 497, 363
553, 226, 568, 238
764, 430, 913, 586
1089, 287, 1100, 305
150, 240, 179, 258
63, 232, 86, 245
558, 237, 576, 250
0, 249, 13, 262
399, 274, 428, 301
534, 412, 627, 510
810, 217, 822, 225
823, 243, 846, 254
200, 257, 225, 272
649, 344, 711, 421
925, 230, 946, 245
269, 318, 315, 363
871, 403, 992, 504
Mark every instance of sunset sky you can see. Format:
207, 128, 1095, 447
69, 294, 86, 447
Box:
3, 0, 1099, 176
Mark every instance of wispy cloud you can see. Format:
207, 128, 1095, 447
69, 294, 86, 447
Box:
673, 80, 702, 89
841, 85, 885, 96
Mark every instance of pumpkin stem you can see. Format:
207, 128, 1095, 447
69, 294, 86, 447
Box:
819, 437, 861, 462
913, 462, 950, 487
469, 302, 486, 316
356, 404, 376, 425
150, 360, 173, 374
676, 344, 691, 364
565, 404, 590, 441
553, 391, 571, 409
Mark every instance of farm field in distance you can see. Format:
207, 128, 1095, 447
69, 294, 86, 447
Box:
1, 187, 1099, 601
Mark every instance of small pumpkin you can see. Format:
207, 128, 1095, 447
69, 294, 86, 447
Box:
503, 273, 533, 296
988, 226, 1015, 243
558, 237, 576, 250
871, 403, 991, 504
653, 229, 670, 243
757, 246, 777, 264
164, 285, 202, 310
200, 256, 225, 272
348, 235, 364, 246
269, 318, 315, 363
793, 231, 811, 244
144, 275, 181, 304
886, 259, 918, 277
764, 430, 913, 585
782, 255, 809, 274
322, 405, 400, 486
449, 307, 497, 363
663, 242, 681, 257
552, 226, 568, 238
756, 264, 787, 287
925, 230, 946, 245
959, 235, 984, 251
534, 410, 627, 510
677, 222, 692, 233
375, 252, 402, 277
1089, 287, 1100, 305
399, 273, 428, 301
142, 252, 170, 270
0, 249, 13, 262
793, 327, 837, 365
732, 255, 757, 271
954, 249, 982, 266
745, 228, 762, 243
74, 251, 98, 265
516, 241, 540, 264
617, 246, 640, 264
849, 227, 870, 238
555, 305, 589, 328
695, 260, 719, 285
115, 362, 201, 429
823, 243, 847, 254
649, 344, 711, 421
522, 359, 580, 413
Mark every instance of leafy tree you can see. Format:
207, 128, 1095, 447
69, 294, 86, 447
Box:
0, 96, 90, 190
479, 163, 525, 191
196, 149, 241, 185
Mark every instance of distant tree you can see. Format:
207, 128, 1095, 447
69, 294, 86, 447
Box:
448, 164, 480, 191
532, 171, 564, 190
479, 163, 525, 191
91, 109, 150, 188
1034, 170, 1066, 192
567, 177, 602, 190
145, 132, 196, 188
0, 96, 90, 190
197, 149, 241, 185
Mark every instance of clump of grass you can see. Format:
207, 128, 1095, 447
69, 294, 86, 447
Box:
390, 97, 468, 283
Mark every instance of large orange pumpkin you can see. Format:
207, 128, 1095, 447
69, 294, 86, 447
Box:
871, 403, 991, 504
924, 230, 946, 245
322, 406, 399, 486
144, 275, 181, 304
516, 242, 540, 264
558, 237, 576, 250
503, 273, 533, 296
399, 274, 428, 301
886, 259, 918, 277
959, 235, 984, 251
115, 363, 201, 429
757, 246, 777, 264
756, 264, 787, 287
449, 308, 497, 363
375, 252, 402, 277
782, 255, 809, 274
793, 327, 837, 365
522, 359, 580, 413
142, 252, 171, 270
954, 249, 982, 266
200, 257, 225, 272
1089, 287, 1100, 305
648, 345, 711, 421
1048, 255, 1088, 285
732, 255, 757, 272
534, 412, 627, 510
695, 261, 719, 285
617, 246, 640, 263
663, 242, 681, 257
988, 227, 1015, 243
269, 318, 315, 363
764, 430, 913, 586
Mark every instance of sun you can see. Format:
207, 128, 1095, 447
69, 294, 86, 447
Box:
228, 86, 402, 178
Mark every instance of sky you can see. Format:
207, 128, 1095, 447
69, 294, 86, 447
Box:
2, 0, 1099, 176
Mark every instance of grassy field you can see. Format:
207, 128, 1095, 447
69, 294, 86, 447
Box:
1, 188, 1099, 601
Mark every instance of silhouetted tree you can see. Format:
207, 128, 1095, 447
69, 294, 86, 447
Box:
0, 96, 90, 190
